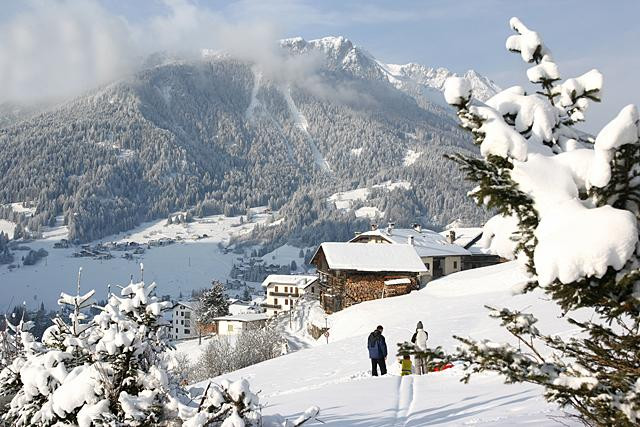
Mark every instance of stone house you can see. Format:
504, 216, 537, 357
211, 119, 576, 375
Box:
310, 242, 427, 313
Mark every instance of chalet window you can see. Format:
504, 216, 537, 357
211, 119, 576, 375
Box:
274, 286, 278, 292
175, 328, 178, 333
285, 299, 289, 305
425, 262, 430, 271
284, 286, 288, 293
274, 298, 278, 305
181, 311, 184, 316
185, 312, 191, 319
453, 261, 458, 269
185, 329, 190, 334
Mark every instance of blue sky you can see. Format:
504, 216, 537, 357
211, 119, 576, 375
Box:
1, 0, 638, 131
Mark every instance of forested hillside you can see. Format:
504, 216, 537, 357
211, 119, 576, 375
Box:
0, 37, 493, 245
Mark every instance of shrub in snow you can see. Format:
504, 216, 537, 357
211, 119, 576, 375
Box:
192, 326, 283, 382
183, 379, 319, 427
444, 17, 640, 426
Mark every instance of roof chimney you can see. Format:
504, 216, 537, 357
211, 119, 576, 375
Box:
412, 223, 422, 233
370, 223, 378, 231
408, 236, 414, 245
447, 230, 456, 244
386, 221, 395, 235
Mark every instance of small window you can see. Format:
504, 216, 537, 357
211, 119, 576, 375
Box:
185, 312, 191, 319
185, 320, 190, 327
311, 287, 315, 293
181, 311, 184, 316
175, 328, 178, 333
274, 298, 278, 305
228, 324, 234, 332
284, 286, 288, 293
274, 311, 278, 315
453, 261, 458, 269
185, 329, 190, 334
285, 299, 289, 305
425, 262, 430, 271
181, 320, 184, 325
275, 286, 278, 292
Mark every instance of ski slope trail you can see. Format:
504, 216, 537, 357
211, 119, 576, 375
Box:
394, 375, 415, 426
282, 85, 333, 174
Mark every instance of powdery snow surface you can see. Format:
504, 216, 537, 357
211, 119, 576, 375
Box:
203, 262, 583, 426
328, 181, 411, 211
0, 209, 272, 309
403, 149, 422, 166
0, 219, 16, 237
354, 206, 383, 220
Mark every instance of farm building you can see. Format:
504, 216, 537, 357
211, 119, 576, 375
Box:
310, 242, 427, 313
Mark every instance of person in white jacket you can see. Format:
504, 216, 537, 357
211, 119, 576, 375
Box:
411, 321, 429, 374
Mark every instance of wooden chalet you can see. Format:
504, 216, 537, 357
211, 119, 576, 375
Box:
310, 242, 428, 313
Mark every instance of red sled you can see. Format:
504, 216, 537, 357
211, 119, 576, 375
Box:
432, 363, 454, 372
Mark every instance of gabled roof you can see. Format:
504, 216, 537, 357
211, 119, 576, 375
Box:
172, 301, 194, 310
312, 242, 428, 273
261, 274, 318, 289
352, 228, 471, 257
439, 227, 489, 254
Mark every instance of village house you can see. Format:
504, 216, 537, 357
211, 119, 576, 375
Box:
169, 301, 197, 340
439, 227, 502, 269
212, 313, 269, 336
350, 223, 500, 282
310, 242, 427, 313
261, 274, 320, 318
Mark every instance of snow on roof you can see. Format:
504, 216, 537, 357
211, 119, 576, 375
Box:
261, 274, 318, 289
354, 228, 471, 257
439, 227, 490, 254
212, 313, 269, 322
384, 278, 411, 286
172, 301, 194, 310
314, 242, 428, 273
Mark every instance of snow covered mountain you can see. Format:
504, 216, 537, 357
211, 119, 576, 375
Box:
0, 35, 496, 245
280, 36, 500, 104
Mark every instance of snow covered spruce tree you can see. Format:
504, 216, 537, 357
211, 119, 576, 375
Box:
443, 17, 640, 426
196, 281, 229, 326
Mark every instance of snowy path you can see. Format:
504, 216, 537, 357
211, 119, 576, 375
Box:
394, 375, 415, 426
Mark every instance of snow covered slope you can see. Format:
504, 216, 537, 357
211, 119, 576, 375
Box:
197, 262, 584, 426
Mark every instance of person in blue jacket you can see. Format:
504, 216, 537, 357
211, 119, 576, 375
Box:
367, 325, 388, 376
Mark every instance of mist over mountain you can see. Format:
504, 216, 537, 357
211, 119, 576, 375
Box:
0, 36, 499, 246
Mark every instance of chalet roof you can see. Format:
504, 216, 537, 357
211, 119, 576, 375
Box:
439, 227, 488, 254
261, 274, 318, 289
352, 228, 471, 257
384, 278, 412, 286
312, 242, 428, 273
172, 301, 195, 310
212, 313, 269, 323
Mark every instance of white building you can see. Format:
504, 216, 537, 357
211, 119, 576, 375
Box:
261, 274, 320, 318
350, 224, 471, 282
169, 301, 198, 340
213, 313, 269, 336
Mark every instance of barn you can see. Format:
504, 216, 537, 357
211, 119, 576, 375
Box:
310, 242, 427, 313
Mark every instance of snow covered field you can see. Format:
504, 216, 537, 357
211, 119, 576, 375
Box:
189, 262, 583, 426
0, 208, 285, 310
327, 181, 412, 219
